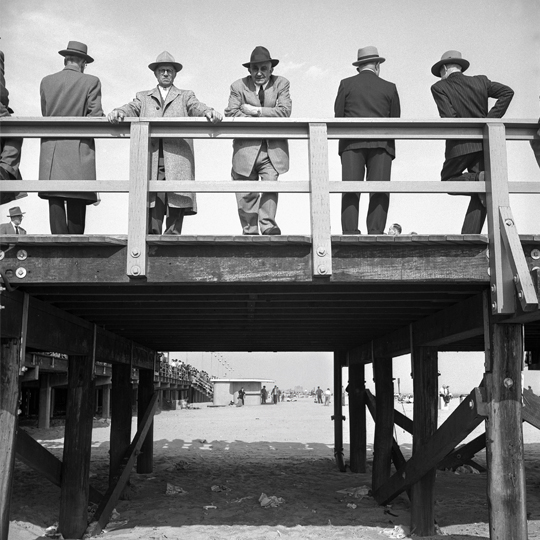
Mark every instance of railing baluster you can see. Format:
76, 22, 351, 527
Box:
308, 123, 332, 277
127, 121, 150, 278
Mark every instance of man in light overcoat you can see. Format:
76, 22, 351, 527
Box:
108, 51, 222, 234
39, 41, 103, 234
225, 46, 291, 235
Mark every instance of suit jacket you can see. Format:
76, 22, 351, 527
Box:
431, 72, 514, 159
225, 75, 291, 176
117, 86, 212, 214
0, 221, 26, 235
39, 65, 104, 203
334, 70, 400, 157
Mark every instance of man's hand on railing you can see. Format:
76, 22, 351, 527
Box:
107, 109, 126, 124
204, 109, 223, 124
240, 104, 261, 117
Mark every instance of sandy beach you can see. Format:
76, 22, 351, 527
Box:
8, 398, 540, 540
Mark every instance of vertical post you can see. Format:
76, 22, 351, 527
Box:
484, 122, 513, 315
38, 373, 52, 428
308, 123, 332, 277
137, 368, 154, 473
0, 339, 21, 540
110, 365, 132, 486
485, 316, 527, 539
59, 355, 95, 539
372, 356, 394, 492
410, 346, 438, 536
333, 351, 346, 471
101, 383, 111, 419
127, 121, 150, 278
348, 353, 366, 473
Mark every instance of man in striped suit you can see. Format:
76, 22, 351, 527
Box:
431, 50, 514, 234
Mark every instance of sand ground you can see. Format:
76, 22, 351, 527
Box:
8, 398, 540, 540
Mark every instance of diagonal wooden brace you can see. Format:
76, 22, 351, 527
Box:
522, 387, 540, 430
373, 387, 488, 506
499, 206, 538, 311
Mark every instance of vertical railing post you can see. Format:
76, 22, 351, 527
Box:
127, 121, 150, 278
308, 123, 332, 277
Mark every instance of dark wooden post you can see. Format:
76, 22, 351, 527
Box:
410, 346, 438, 536
0, 339, 21, 540
110, 364, 132, 485
333, 351, 346, 471
59, 355, 95, 539
348, 354, 366, 473
137, 368, 154, 473
39, 373, 52, 429
372, 357, 394, 492
486, 321, 527, 539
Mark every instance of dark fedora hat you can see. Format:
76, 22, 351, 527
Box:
352, 46, 385, 67
148, 51, 183, 72
431, 50, 470, 76
242, 46, 279, 68
7, 206, 25, 217
58, 41, 94, 63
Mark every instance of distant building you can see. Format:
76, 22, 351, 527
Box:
212, 378, 274, 406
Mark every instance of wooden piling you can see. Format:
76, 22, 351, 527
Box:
59, 355, 95, 539
102, 384, 111, 419
410, 346, 438, 536
333, 352, 346, 471
137, 368, 154, 474
372, 357, 394, 492
38, 373, 51, 429
0, 339, 21, 540
348, 356, 366, 473
110, 365, 132, 485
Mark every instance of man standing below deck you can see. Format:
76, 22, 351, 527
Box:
335, 46, 400, 235
39, 41, 103, 234
0, 206, 26, 235
225, 46, 291, 235
431, 50, 514, 234
108, 52, 222, 234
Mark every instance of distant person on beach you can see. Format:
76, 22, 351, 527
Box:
238, 387, 245, 405
261, 385, 268, 404
225, 46, 291, 236
440, 384, 452, 405
324, 388, 331, 406
334, 46, 400, 235
316, 386, 323, 403
431, 50, 514, 234
108, 51, 222, 235
39, 41, 103, 234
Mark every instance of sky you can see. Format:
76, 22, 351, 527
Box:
2, 0, 539, 394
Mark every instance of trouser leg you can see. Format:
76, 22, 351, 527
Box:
66, 199, 87, 234
366, 149, 392, 234
48, 198, 69, 234
233, 165, 261, 235
341, 149, 366, 234
165, 207, 185, 235
257, 148, 280, 233
149, 194, 166, 234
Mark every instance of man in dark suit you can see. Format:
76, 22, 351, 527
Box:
225, 46, 292, 235
39, 41, 104, 234
431, 50, 514, 234
0, 206, 26, 235
335, 46, 400, 235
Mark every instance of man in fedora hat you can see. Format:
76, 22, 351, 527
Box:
0, 206, 26, 235
39, 41, 104, 234
334, 46, 400, 235
431, 50, 514, 234
108, 52, 222, 235
224, 46, 291, 235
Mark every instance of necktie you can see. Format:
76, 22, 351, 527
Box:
258, 86, 264, 107
15, 226, 19, 235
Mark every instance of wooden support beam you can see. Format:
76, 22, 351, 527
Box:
127, 121, 150, 279
59, 355, 95, 539
373, 387, 487, 505
372, 357, 394, 492
438, 433, 487, 472
137, 368, 155, 474
333, 351, 346, 471
410, 346, 438, 537
102, 384, 111, 419
485, 321, 527, 539
348, 356, 366, 473
0, 339, 21, 540
522, 387, 540, 430
308, 123, 332, 277
91, 393, 158, 536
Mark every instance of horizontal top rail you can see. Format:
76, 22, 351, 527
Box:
0, 117, 538, 140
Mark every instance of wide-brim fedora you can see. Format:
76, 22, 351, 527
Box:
148, 51, 183, 72
352, 46, 385, 67
7, 206, 25, 217
242, 46, 279, 68
431, 50, 470, 76
58, 41, 94, 63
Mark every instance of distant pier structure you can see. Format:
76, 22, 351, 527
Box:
1, 116, 540, 539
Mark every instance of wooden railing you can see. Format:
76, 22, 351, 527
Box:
1, 117, 539, 315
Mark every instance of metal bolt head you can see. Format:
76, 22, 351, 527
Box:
491, 284, 496, 292
316, 247, 326, 257
317, 265, 327, 275
131, 248, 140, 258
16, 250, 27, 261
16, 267, 27, 278
469, 400, 474, 409
518, 291, 523, 299
503, 378, 514, 389
131, 265, 141, 276
504, 219, 514, 227
513, 275, 519, 284
491, 301, 497, 310
531, 249, 540, 260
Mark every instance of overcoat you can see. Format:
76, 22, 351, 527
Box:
0, 222, 26, 235
224, 75, 291, 176
39, 65, 103, 203
116, 86, 212, 214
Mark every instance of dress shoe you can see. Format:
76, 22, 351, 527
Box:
262, 226, 281, 235
243, 231, 260, 235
